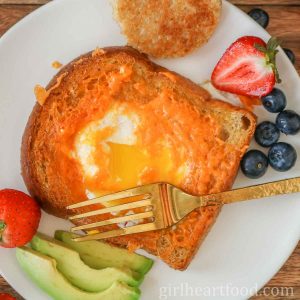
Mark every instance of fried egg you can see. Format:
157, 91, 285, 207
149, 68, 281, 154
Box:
66, 83, 226, 230
73, 102, 189, 203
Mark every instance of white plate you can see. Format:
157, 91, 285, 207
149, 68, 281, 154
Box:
0, 0, 299, 299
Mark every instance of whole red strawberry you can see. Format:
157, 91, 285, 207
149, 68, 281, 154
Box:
0, 293, 16, 300
0, 189, 41, 248
212, 36, 281, 97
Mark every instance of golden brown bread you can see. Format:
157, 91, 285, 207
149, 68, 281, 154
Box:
111, 0, 222, 58
21, 46, 256, 270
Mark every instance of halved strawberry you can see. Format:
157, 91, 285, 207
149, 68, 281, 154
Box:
211, 36, 281, 97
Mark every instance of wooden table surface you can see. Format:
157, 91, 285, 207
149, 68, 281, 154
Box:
0, 0, 299, 299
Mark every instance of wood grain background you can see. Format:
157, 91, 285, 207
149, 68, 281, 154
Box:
0, 0, 299, 299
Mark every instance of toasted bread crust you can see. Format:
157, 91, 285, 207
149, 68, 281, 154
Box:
112, 0, 222, 58
21, 46, 256, 270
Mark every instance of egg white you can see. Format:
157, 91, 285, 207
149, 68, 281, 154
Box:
74, 103, 140, 179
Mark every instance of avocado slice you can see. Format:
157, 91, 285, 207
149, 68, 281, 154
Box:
16, 247, 140, 300
55, 231, 153, 275
31, 234, 142, 292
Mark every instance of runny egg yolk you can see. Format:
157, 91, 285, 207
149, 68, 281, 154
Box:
107, 142, 174, 189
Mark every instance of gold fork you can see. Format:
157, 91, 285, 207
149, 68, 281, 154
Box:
67, 177, 300, 242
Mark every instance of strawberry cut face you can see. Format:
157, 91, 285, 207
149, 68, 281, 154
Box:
211, 36, 279, 97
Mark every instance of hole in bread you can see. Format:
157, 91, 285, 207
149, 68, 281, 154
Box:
241, 116, 251, 130
219, 128, 229, 141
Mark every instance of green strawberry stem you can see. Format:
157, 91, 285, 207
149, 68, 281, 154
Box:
0, 220, 6, 242
254, 37, 282, 83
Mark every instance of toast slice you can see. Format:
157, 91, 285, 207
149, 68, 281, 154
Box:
21, 46, 256, 270
111, 0, 222, 58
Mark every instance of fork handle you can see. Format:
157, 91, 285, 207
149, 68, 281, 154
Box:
200, 177, 300, 206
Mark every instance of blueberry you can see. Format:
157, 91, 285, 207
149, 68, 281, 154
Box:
255, 121, 280, 147
283, 48, 296, 65
276, 110, 300, 135
268, 142, 297, 171
241, 150, 268, 179
262, 88, 287, 113
248, 8, 269, 28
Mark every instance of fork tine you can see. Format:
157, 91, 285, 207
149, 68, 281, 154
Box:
72, 223, 158, 241
69, 199, 152, 220
70, 211, 154, 232
67, 189, 151, 210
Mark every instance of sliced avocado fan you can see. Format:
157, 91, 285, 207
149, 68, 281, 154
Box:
31, 233, 142, 292
16, 247, 140, 300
